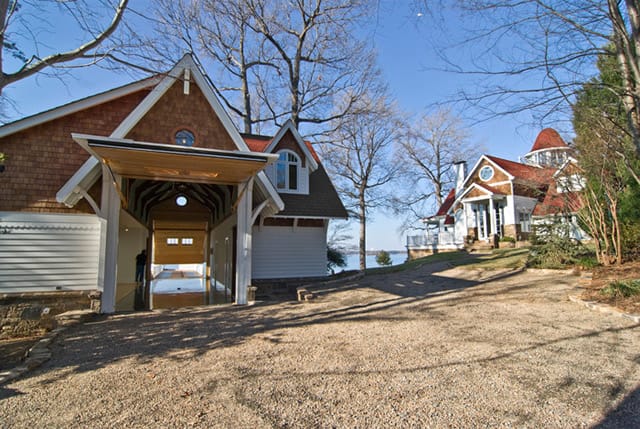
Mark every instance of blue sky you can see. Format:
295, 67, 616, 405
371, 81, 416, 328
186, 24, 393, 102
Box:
2, 2, 569, 251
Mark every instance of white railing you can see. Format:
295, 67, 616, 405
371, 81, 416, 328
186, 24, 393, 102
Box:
406, 231, 459, 248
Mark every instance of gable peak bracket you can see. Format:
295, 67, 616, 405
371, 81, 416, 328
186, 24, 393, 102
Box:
183, 68, 191, 95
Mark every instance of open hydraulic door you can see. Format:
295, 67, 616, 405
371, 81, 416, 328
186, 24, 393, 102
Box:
71, 133, 280, 312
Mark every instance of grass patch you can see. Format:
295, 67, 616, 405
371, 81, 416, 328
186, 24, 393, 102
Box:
365, 251, 469, 275
601, 279, 640, 298
455, 248, 529, 270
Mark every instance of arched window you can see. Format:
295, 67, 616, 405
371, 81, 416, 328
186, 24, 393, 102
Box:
276, 150, 300, 191
175, 129, 195, 146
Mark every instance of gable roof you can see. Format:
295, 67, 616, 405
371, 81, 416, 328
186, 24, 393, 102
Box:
261, 120, 319, 170
241, 128, 346, 219
274, 164, 348, 219
485, 155, 552, 185
532, 179, 582, 216
242, 132, 320, 162
435, 189, 456, 217
0, 76, 161, 139
529, 128, 569, 152
55, 53, 283, 211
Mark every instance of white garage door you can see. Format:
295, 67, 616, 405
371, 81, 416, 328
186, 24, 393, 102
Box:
0, 212, 104, 293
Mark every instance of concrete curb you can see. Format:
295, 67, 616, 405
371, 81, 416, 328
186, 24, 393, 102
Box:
0, 310, 96, 385
568, 295, 640, 323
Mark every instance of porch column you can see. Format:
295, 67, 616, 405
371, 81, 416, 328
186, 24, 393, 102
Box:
235, 177, 254, 305
481, 206, 488, 239
489, 198, 495, 236
100, 164, 121, 313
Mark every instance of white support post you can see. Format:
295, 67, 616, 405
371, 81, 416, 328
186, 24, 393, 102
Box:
235, 177, 254, 305
489, 198, 495, 237
100, 163, 121, 313
483, 206, 488, 240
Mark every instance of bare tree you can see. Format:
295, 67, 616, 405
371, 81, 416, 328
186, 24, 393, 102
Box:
147, 0, 377, 135
0, 0, 129, 96
320, 92, 400, 271
246, 0, 376, 132
150, 0, 278, 134
416, 1, 640, 159
392, 107, 481, 230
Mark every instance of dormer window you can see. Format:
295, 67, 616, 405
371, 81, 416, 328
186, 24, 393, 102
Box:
276, 151, 300, 191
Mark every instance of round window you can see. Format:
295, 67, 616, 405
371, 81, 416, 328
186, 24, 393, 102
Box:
175, 129, 195, 146
176, 195, 188, 207
479, 165, 494, 181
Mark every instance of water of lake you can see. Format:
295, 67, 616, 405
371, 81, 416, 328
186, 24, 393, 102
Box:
340, 251, 407, 272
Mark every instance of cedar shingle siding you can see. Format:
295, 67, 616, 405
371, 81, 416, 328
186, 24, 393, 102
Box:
126, 82, 236, 151
0, 90, 149, 213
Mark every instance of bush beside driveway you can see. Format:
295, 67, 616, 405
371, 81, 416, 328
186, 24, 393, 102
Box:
1, 261, 638, 428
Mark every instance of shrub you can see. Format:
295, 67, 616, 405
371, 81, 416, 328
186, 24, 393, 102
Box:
526, 235, 594, 269
500, 236, 516, 243
375, 250, 392, 266
601, 279, 640, 298
576, 256, 599, 269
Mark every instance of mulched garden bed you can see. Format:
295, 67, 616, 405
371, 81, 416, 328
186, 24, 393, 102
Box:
580, 260, 640, 315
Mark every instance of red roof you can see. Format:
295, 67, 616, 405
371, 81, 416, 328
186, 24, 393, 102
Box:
532, 180, 582, 216
486, 155, 553, 185
530, 128, 568, 152
243, 135, 271, 152
436, 189, 456, 216
241, 134, 320, 162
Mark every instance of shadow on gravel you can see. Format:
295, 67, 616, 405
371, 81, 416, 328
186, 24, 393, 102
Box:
1, 259, 635, 406
592, 385, 640, 428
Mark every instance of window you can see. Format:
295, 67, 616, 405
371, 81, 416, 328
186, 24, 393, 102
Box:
181, 237, 193, 245
276, 151, 300, 191
167, 238, 179, 245
175, 129, 195, 146
519, 211, 531, 233
479, 165, 494, 181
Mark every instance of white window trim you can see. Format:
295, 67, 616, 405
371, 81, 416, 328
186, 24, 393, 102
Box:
275, 149, 308, 194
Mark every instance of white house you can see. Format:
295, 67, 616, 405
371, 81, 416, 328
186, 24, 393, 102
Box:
406, 128, 585, 259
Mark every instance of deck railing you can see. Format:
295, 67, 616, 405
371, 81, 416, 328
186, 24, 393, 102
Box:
406, 231, 459, 248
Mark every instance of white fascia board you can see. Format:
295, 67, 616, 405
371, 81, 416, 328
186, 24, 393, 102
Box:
460, 155, 487, 189
56, 156, 100, 206
256, 171, 285, 212
465, 155, 517, 187
265, 119, 319, 171
0, 77, 161, 139
527, 146, 571, 156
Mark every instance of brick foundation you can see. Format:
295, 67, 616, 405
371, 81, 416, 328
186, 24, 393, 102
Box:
0, 290, 100, 339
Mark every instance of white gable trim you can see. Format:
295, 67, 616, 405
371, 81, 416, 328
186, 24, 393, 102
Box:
462, 155, 515, 189
265, 119, 318, 171
0, 77, 161, 139
55, 54, 283, 212
453, 182, 507, 208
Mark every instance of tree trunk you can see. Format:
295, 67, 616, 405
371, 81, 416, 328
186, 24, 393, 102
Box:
359, 194, 366, 271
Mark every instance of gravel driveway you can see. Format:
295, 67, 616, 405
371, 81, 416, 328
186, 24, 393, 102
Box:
1, 260, 639, 428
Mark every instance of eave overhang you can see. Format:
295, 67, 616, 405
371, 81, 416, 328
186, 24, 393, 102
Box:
72, 133, 278, 185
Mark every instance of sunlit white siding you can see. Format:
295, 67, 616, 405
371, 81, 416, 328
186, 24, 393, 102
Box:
0, 213, 104, 293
